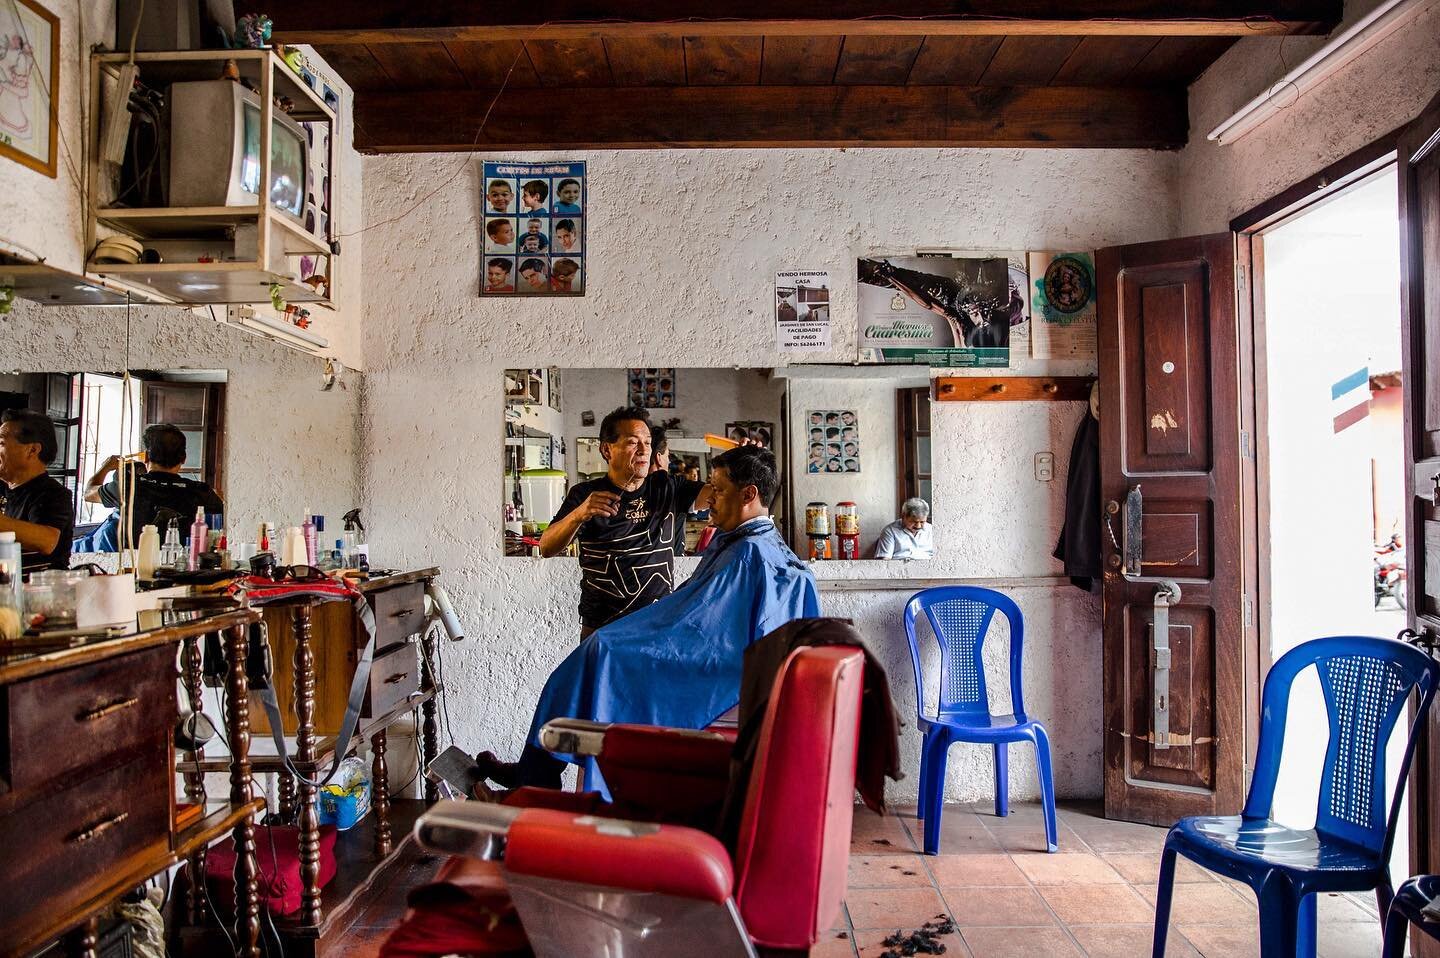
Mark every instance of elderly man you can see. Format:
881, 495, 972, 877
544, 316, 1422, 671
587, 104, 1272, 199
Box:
875, 497, 936, 560
477, 445, 819, 790
0, 410, 74, 571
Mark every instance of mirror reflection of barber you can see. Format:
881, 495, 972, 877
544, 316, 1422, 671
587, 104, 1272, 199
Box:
539, 407, 716, 639
0, 411, 75, 571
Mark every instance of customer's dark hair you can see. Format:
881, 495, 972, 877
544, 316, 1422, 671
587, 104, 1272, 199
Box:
0, 409, 58, 464
599, 406, 651, 444
142, 423, 187, 468
712, 445, 779, 505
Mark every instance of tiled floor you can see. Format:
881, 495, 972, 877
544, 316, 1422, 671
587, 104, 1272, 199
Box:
823, 800, 1385, 958
330, 799, 1388, 957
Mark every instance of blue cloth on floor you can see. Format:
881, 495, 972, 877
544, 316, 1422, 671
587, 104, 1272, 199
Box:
526, 517, 820, 793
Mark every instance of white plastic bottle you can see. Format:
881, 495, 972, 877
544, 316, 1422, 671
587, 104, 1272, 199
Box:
137, 524, 161, 580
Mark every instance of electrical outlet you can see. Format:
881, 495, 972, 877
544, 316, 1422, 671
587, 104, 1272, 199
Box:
1035, 452, 1055, 482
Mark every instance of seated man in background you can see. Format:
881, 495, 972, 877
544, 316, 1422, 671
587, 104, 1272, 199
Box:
875, 497, 935, 560
0, 410, 74, 571
476, 445, 818, 791
82, 424, 224, 549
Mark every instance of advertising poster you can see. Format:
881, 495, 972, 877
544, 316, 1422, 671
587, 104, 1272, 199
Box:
919, 249, 1030, 356
856, 256, 1017, 368
804, 410, 860, 473
481, 160, 586, 296
1028, 251, 1097, 359
774, 270, 832, 352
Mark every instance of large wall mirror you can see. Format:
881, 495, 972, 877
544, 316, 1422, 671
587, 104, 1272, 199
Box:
0, 370, 227, 548
502, 367, 934, 561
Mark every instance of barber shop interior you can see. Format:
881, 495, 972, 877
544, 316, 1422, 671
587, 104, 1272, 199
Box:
3, 2, 1440, 957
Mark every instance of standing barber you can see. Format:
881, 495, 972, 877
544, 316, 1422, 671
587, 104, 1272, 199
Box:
0, 410, 75, 570
539, 406, 711, 639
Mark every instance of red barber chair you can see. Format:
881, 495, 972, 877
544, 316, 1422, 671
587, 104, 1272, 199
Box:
397, 645, 864, 957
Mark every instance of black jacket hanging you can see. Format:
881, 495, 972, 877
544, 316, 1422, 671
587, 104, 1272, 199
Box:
1053, 409, 1102, 591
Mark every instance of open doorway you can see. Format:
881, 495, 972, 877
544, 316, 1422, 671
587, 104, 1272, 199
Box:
1255, 164, 1409, 884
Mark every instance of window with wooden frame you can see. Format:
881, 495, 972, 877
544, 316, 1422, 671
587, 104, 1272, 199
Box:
895, 386, 932, 511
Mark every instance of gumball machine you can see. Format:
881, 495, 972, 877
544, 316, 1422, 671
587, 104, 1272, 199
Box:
805, 501, 832, 561
835, 502, 860, 559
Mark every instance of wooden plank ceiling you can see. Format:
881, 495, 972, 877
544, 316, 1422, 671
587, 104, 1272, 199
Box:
273, 2, 1341, 151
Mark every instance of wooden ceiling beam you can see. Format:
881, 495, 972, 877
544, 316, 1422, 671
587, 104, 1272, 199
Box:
272, 0, 1340, 42
350, 84, 1188, 151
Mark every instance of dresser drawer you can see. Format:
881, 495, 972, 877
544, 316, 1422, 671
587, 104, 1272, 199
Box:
0, 747, 170, 945
8, 643, 176, 796
364, 642, 420, 719
368, 582, 425, 651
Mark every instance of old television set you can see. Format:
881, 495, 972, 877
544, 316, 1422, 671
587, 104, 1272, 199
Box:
168, 80, 308, 229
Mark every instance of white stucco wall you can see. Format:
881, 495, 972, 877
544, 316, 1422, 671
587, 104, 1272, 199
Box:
1178, 0, 1440, 233
361, 147, 1177, 803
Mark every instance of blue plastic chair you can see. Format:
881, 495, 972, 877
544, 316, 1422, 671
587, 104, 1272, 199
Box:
1152, 636, 1439, 958
903, 586, 1057, 855
1382, 874, 1440, 957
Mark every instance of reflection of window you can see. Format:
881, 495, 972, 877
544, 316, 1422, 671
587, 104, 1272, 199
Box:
896, 387, 932, 511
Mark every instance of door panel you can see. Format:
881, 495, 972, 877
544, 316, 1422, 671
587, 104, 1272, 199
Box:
1400, 90, 1440, 958
1099, 233, 1252, 826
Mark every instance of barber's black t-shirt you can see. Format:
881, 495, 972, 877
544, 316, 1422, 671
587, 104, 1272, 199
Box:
100, 468, 225, 542
1, 473, 75, 570
552, 470, 704, 629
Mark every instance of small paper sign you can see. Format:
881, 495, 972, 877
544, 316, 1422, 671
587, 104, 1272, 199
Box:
775, 270, 832, 352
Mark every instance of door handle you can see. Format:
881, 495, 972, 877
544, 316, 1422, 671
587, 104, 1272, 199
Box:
1152, 580, 1182, 750
1105, 485, 1145, 578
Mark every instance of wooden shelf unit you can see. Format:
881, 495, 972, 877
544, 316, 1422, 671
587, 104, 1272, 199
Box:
85, 48, 340, 308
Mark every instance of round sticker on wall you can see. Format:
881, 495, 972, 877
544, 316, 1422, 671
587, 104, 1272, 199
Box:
1043, 256, 1094, 314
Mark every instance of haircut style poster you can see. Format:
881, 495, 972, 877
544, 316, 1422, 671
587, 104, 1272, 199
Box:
805, 410, 860, 473
856, 256, 1018, 368
481, 160, 586, 297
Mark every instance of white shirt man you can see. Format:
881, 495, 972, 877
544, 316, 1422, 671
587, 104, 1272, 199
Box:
875, 498, 935, 560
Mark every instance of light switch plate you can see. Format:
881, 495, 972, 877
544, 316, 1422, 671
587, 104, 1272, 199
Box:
1035, 452, 1055, 482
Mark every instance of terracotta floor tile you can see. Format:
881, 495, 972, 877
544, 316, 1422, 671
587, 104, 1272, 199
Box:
1102, 852, 1215, 885
987, 823, 1085, 854
848, 854, 932, 888
903, 816, 1005, 855
927, 853, 1029, 887
852, 811, 918, 855
1137, 883, 1258, 926
960, 925, 1084, 958
1038, 884, 1154, 924
1315, 921, 1384, 957
1175, 923, 1260, 957
1069, 823, 1169, 854
1070, 923, 1200, 958
852, 926, 971, 957
941, 885, 1056, 927
810, 931, 860, 958
1012, 853, 1127, 885
845, 887, 951, 930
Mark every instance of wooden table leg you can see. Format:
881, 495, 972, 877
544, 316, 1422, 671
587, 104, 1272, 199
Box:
226, 622, 261, 958
371, 729, 392, 856
278, 770, 296, 820
64, 916, 98, 958
293, 602, 323, 927
182, 635, 208, 925
420, 629, 439, 803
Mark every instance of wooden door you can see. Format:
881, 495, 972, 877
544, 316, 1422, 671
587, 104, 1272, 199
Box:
1401, 89, 1440, 958
1097, 234, 1256, 826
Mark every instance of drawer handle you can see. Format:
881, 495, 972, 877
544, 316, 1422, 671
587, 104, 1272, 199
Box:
390, 608, 416, 619
68, 811, 129, 845
77, 696, 139, 722
383, 672, 410, 685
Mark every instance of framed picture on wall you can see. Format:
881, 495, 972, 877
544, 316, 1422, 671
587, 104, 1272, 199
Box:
628, 368, 675, 408
480, 159, 586, 296
0, 0, 59, 178
725, 420, 774, 449
806, 410, 859, 473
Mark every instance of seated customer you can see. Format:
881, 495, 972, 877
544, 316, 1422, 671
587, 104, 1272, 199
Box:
476, 445, 818, 791
0, 410, 75, 570
83, 424, 224, 546
875, 497, 935, 560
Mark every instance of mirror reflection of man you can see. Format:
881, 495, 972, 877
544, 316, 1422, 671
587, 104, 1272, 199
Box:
83, 424, 224, 549
875, 497, 935, 560
539, 407, 713, 639
0, 410, 75, 571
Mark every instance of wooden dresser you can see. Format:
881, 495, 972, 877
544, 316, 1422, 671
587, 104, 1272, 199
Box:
0, 611, 264, 958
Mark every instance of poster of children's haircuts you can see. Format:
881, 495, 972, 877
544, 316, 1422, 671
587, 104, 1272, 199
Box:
857, 256, 1017, 367
628, 369, 675, 408
1028, 251, 1097, 359
481, 160, 586, 296
774, 270, 832, 352
805, 410, 860, 473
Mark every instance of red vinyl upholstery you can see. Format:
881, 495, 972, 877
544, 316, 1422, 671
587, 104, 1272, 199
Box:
733, 646, 864, 949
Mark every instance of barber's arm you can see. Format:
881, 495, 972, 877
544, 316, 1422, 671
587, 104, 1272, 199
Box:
83, 455, 123, 504
0, 513, 61, 557
538, 490, 620, 557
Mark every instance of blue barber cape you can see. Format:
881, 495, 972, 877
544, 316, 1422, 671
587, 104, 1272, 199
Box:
527, 516, 820, 777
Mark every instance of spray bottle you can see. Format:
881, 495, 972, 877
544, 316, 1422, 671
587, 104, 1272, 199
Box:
341, 509, 368, 571
161, 519, 185, 571
188, 507, 208, 572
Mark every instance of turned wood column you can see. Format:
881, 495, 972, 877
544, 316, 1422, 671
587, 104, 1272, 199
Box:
181, 634, 208, 925
371, 729, 392, 857
420, 625, 439, 803
292, 602, 323, 926
225, 623, 260, 957
278, 771, 296, 820
65, 916, 98, 958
